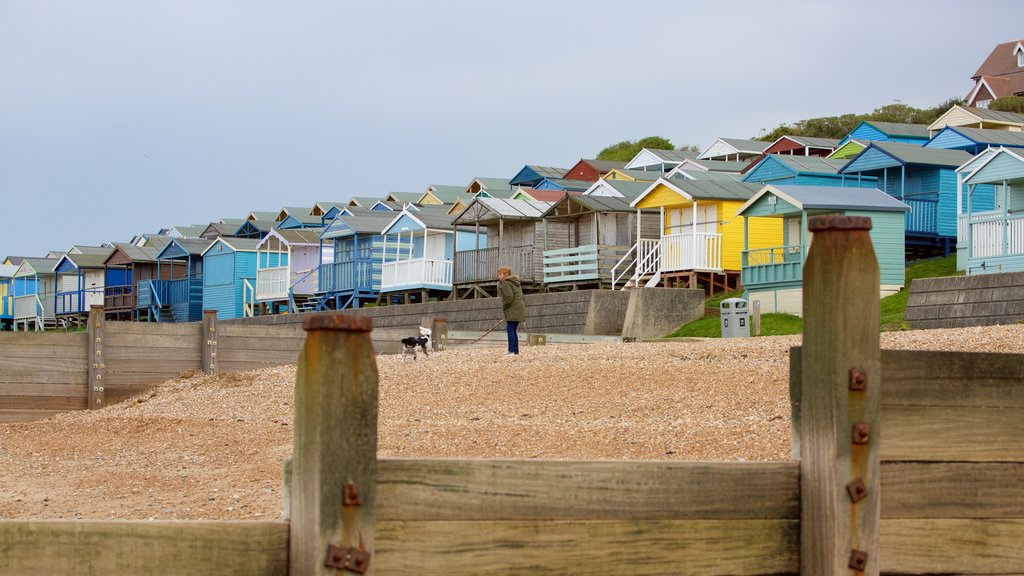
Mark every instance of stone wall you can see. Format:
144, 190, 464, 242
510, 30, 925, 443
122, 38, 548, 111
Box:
905, 272, 1024, 329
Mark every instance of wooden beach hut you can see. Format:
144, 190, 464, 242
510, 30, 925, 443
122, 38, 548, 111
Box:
838, 141, 980, 255
12, 257, 58, 331
450, 197, 553, 298
252, 228, 322, 314
0, 264, 16, 330
311, 210, 408, 310
53, 246, 113, 327
956, 147, 1024, 275
539, 181, 660, 290
149, 238, 211, 323
102, 243, 170, 321
378, 206, 471, 304
736, 184, 910, 314
201, 238, 260, 320
623, 177, 779, 294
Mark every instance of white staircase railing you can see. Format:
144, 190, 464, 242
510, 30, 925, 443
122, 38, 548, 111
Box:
611, 239, 661, 290
243, 278, 255, 318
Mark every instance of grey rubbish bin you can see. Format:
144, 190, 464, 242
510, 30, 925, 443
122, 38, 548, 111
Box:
720, 297, 750, 338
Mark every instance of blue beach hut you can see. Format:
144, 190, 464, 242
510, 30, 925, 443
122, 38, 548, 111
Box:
201, 237, 260, 320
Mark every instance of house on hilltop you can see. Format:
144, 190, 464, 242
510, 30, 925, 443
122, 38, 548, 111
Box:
966, 39, 1024, 108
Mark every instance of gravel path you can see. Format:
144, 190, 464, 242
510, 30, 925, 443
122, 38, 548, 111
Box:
2, 324, 1022, 521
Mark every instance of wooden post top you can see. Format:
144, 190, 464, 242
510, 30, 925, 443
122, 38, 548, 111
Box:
808, 214, 872, 232
302, 315, 373, 332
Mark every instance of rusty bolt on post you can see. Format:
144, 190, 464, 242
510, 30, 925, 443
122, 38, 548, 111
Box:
849, 367, 867, 391
343, 483, 361, 507
852, 422, 871, 444
848, 549, 868, 571
846, 478, 868, 503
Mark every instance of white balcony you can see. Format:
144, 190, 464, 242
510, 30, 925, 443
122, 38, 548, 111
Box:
381, 258, 452, 292
256, 266, 289, 302
660, 232, 723, 272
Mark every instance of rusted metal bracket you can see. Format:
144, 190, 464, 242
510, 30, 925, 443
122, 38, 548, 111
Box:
343, 483, 361, 507
848, 548, 868, 571
848, 367, 867, 391
852, 422, 871, 444
846, 478, 867, 503
325, 544, 370, 574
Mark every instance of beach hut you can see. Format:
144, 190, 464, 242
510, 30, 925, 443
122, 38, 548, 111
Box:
623, 177, 780, 293
450, 197, 554, 298
418, 184, 470, 207
311, 210, 409, 310
956, 147, 1024, 274
0, 264, 17, 330
509, 165, 568, 187
378, 206, 473, 304
839, 141, 980, 254
201, 238, 261, 320
603, 168, 663, 182
928, 105, 1024, 135
539, 184, 660, 290
840, 121, 930, 145
103, 243, 171, 320
252, 228, 322, 314
562, 159, 627, 182
742, 154, 878, 188
149, 238, 211, 322
736, 184, 910, 314
533, 177, 592, 192
13, 258, 58, 331
827, 140, 867, 160
624, 148, 696, 171
53, 246, 113, 327
697, 138, 770, 162
925, 126, 1024, 155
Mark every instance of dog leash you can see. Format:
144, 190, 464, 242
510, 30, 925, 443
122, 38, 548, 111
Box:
467, 318, 505, 345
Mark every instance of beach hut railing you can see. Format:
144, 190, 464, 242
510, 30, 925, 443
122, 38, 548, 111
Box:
256, 265, 289, 301
904, 197, 939, 234
660, 232, 723, 272
14, 294, 42, 323
243, 278, 255, 317
965, 212, 1024, 258
381, 257, 452, 291
741, 244, 803, 286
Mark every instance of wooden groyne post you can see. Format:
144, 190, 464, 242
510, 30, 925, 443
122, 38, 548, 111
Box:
290, 314, 378, 576
800, 215, 881, 575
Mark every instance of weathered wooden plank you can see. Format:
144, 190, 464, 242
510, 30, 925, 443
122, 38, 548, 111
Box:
0, 520, 288, 576
100, 371, 193, 386
374, 519, 799, 576
881, 349, 1024, 408
217, 349, 300, 362
0, 357, 88, 372
0, 409, 63, 423
104, 322, 201, 336
880, 519, 1024, 575
0, 372, 87, 385
881, 462, 1024, 518
202, 309, 217, 375
87, 306, 105, 410
0, 381, 85, 396
218, 323, 306, 338
0, 395, 86, 410
217, 336, 306, 352
0, 345, 88, 359
290, 316, 377, 576
0, 332, 88, 346
102, 347, 200, 361
376, 459, 799, 521
103, 333, 201, 349
800, 216, 881, 575
881, 405, 1024, 461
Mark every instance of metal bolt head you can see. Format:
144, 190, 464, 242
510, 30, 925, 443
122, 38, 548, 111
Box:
343, 483, 361, 506
846, 478, 868, 503
852, 422, 871, 444
848, 549, 868, 570
849, 367, 866, 391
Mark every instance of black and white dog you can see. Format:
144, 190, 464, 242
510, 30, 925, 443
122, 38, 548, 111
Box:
401, 326, 432, 362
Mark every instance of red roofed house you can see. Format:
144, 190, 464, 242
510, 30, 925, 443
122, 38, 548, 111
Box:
967, 39, 1024, 108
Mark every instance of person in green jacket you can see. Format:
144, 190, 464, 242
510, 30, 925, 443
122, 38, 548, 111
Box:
497, 266, 525, 356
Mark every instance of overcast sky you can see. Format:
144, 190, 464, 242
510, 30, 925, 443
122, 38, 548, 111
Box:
2, 0, 1023, 257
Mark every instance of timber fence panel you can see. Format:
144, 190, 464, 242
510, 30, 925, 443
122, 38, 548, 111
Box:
217, 323, 305, 372
102, 321, 203, 397
0, 520, 289, 575
0, 332, 88, 419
